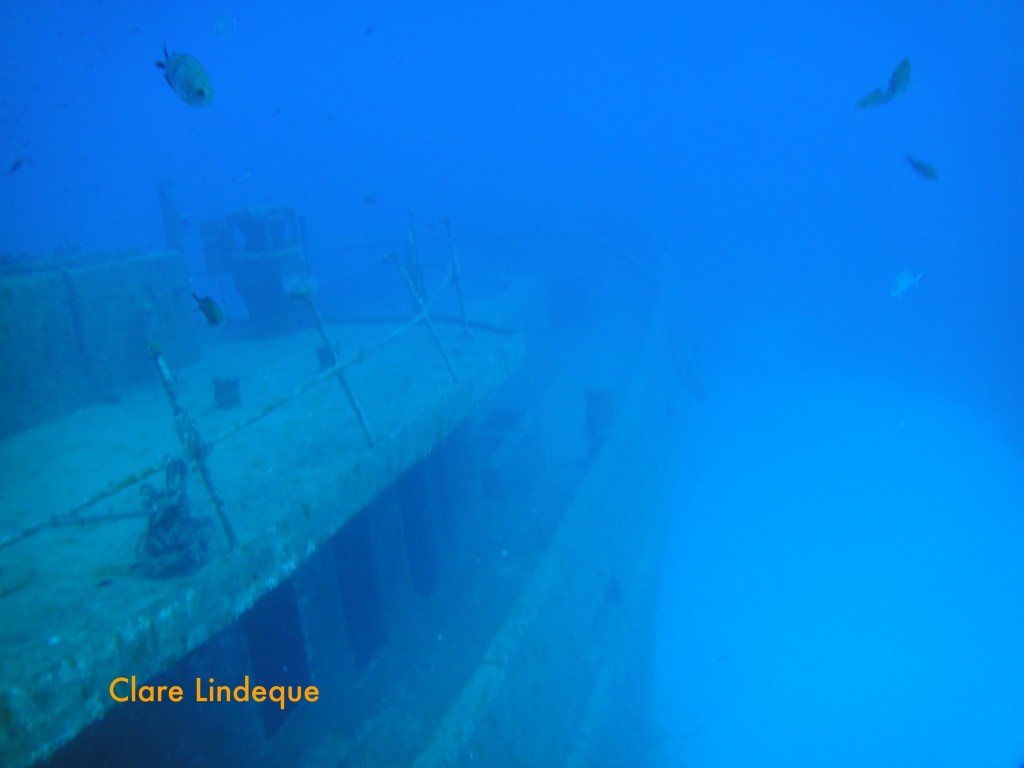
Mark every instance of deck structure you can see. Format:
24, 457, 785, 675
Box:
0, 317, 522, 767
1, 229, 688, 767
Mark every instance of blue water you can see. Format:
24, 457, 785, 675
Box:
3, 1, 1022, 766
655, 336, 1024, 766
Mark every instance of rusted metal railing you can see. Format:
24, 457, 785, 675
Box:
0, 217, 471, 552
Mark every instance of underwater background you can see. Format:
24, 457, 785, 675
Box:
2, 1, 1023, 766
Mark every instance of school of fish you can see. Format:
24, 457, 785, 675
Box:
123, 46, 948, 320
855, 58, 937, 300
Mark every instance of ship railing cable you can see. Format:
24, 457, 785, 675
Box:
0, 221, 470, 552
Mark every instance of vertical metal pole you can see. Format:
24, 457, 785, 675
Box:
149, 345, 237, 548
443, 218, 469, 336
406, 210, 427, 301
297, 292, 375, 447
391, 254, 458, 383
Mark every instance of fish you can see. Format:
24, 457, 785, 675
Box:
905, 153, 939, 180
855, 58, 910, 109
890, 269, 926, 299
5, 156, 34, 175
156, 46, 213, 107
855, 87, 890, 109
193, 293, 225, 325
886, 58, 911, 98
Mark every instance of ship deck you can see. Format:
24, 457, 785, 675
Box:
0, 319, 523, 768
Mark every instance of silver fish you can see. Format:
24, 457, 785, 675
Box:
156, 46, 213, 107
890, 269, 926, 299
